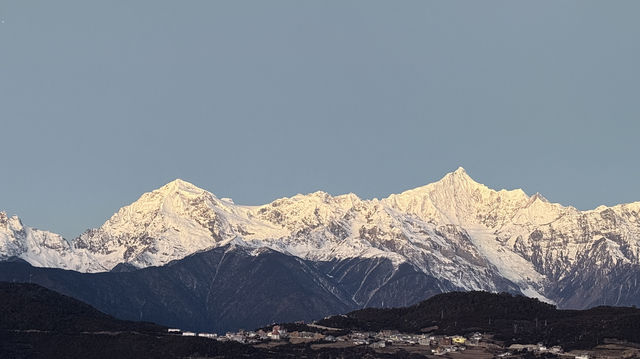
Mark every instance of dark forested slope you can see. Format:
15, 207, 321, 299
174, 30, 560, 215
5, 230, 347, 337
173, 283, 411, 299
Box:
318, 291, 640, 350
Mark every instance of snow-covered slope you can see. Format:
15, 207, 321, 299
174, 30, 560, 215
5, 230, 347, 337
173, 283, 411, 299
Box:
74, 179, 243, 270
3, 168, 640, 307
0, 212, 104, 272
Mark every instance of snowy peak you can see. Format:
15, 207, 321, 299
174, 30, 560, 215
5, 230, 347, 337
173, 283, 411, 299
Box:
391, 167, 492, 201
454, 166, 467, 174
442, 166, 475, 183
383, 168, 530, 227
157, 178, 209, 197
73, 179, 242, 270
146, 179, 222, 211
0, 212, 25, 231
428, 167, 525, 201
119, 178, 232, 221
530, 192, 549, 203
439, 166, 480, 184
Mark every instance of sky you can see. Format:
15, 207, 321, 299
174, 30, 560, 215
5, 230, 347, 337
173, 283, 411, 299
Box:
1, 1, 639, 239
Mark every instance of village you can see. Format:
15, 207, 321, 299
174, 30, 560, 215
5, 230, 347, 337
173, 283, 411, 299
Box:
165, 323, 603, 358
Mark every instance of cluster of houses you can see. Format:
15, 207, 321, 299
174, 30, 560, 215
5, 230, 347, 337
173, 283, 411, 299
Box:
167, 325, 481, 352
328, 329, 478, 353
496, 343, 565, 357
167, 325, 298, 344
167, 325, 584, 357
169, 328, 262, 343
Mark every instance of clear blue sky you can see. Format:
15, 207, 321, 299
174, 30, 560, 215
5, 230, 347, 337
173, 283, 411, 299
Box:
1, 1, 639, 239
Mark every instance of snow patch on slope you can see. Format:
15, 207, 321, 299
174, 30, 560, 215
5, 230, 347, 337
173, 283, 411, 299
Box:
463, 225, 552, 303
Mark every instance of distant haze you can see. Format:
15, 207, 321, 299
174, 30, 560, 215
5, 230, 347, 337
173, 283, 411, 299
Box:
1, 1, 639, 239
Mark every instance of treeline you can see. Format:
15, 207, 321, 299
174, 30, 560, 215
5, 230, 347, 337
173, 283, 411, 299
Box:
317, 291, 640, 350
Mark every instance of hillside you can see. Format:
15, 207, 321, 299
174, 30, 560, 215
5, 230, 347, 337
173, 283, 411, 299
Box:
318, 291, 640, 350
0, 282, 422, 359
0, 282, 162, 333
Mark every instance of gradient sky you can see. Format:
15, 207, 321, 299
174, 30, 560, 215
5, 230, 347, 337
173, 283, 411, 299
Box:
1, 1, 639, 239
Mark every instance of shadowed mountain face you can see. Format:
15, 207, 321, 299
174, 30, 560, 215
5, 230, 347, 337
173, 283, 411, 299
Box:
0, 282, 163, 333
0, 283, 264, 359
3, 241, 640, 334
0, 245, 460, 333
1, 283, 431, 359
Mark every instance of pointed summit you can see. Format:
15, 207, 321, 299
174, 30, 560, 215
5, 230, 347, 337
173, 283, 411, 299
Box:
73, 178, 233, 270
453, 166, 467, 174
531, 192, 549, 203
437, 166, 479, 187
157, 179, 209, 197
160, 178, 201, 190
166, 178, 191, 186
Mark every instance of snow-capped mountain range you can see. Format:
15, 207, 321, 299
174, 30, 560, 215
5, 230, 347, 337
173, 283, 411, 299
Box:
3, 167, 640, 307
